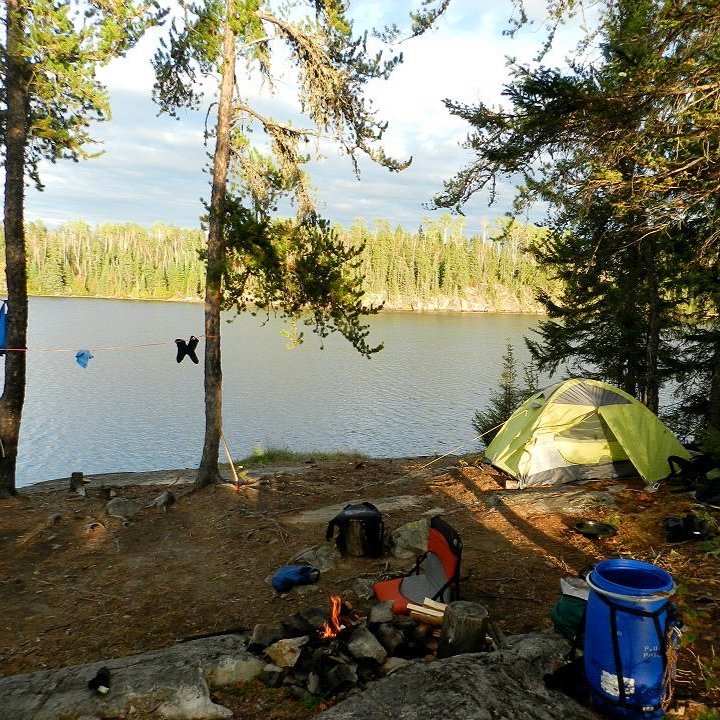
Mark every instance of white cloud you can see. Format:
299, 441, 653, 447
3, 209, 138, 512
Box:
28, 0, 584, 231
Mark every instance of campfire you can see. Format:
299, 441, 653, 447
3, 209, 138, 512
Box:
319, 595, 362, 640
247, 594, 444, 700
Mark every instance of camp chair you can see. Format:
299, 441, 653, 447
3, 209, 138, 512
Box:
373, 515, 462, 614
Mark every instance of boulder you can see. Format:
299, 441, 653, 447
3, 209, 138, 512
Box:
290, 545, 341, 572
104, 497, 142, 521
368, 601, 395, 625
346, 626, 387, 664
0, 635, 262, 720
352, 577, 375, 600
390, 517, 429, 558
264, 636, 309, 668
317, 632, 599, 720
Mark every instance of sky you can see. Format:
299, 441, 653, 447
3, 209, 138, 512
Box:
24, 0, 584, 237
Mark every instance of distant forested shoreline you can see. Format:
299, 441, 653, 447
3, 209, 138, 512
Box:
0, 216, 552, 313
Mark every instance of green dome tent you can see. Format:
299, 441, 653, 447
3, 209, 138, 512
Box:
484, 378, 690, 488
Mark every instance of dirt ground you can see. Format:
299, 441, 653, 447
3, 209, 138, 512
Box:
1, 456, 719, 718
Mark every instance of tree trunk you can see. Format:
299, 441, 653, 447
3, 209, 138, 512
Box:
640, 237, 660, 413
705, 331, 720, 433
196, 9, 236, 489
0, 0, 30, 498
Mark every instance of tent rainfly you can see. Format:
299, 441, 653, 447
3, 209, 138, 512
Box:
484, 378, 690, 489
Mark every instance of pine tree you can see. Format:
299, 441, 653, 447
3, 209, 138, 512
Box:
0, 0, 164, 496
472, 342, 537, 446
436, 0, 720, 422
152, 1, 436, 487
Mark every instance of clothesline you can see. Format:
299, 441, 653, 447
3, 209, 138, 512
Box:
0, 301, 212, 366
0, 336, 214, 353
0, 334, 215, 368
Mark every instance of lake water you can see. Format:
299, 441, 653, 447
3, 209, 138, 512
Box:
13, 297, 543, 487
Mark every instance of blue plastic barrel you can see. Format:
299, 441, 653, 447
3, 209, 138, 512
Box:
584, 559, 677, 719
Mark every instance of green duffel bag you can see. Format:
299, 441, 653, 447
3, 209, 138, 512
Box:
551, 594, 587, 642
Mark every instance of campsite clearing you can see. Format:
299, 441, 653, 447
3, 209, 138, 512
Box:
0, 456, 718, 718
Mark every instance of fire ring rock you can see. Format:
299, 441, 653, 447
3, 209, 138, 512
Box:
346, 626, 388, 665
264, 636, 309, 668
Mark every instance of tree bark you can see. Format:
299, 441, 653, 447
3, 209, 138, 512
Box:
640, 236, 660, 413
0, 0, 30, 498
705, 332, 720, 433
196, 8, 236, 489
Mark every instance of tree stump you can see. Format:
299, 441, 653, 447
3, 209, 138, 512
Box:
70, 472, 86, 496
437, 601, 489, 658
344, 519, 366, 556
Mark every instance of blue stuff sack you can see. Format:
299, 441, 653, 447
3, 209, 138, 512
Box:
271, 565, 320, 593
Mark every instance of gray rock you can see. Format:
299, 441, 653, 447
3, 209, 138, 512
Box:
346, 626, 387, 664
318, 632, 600, 720
248, 623, 284, 651
390, 517, 430, 558
368, 601, 395, 625
0, 635, 262, 720
261, 663, 285, 688
146, 490, 175, 512
375, 624, 405, 656
105, 497, 142, 520
352, 577, 376, 600
488, 487, 616, 516
381, 657, 411, 675
307, 672, 321, 695
324, 661, 358, 695
265, 636, 309, 668
290, 545, 341, 572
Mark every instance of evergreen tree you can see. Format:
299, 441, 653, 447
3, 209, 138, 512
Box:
472, 342, 537, 446
436, 0, 720, 424
0, 0, 164, 496
152, 1, 430, 488
15, 218, 550, 307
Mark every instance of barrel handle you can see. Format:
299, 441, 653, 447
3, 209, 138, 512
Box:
586, 570, 675, 604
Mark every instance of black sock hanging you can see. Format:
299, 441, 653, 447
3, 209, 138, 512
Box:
175, 335, 200, 364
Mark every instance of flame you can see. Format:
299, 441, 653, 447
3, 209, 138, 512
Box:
319, 595, 345, 639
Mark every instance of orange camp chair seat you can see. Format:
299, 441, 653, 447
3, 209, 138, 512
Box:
373, 515, 462, 614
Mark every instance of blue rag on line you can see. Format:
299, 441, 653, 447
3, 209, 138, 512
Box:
75, 350, 94, 368
271, 565, 320, 593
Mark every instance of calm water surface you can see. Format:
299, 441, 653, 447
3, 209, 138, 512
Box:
14, 297, 542, 487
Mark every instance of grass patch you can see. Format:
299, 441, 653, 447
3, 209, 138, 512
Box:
237, 444, 369, 468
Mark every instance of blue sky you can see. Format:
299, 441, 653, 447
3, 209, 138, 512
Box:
25, 1, 581, 235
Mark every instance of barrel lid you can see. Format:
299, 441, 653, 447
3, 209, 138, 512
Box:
588, 559, 674, 602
